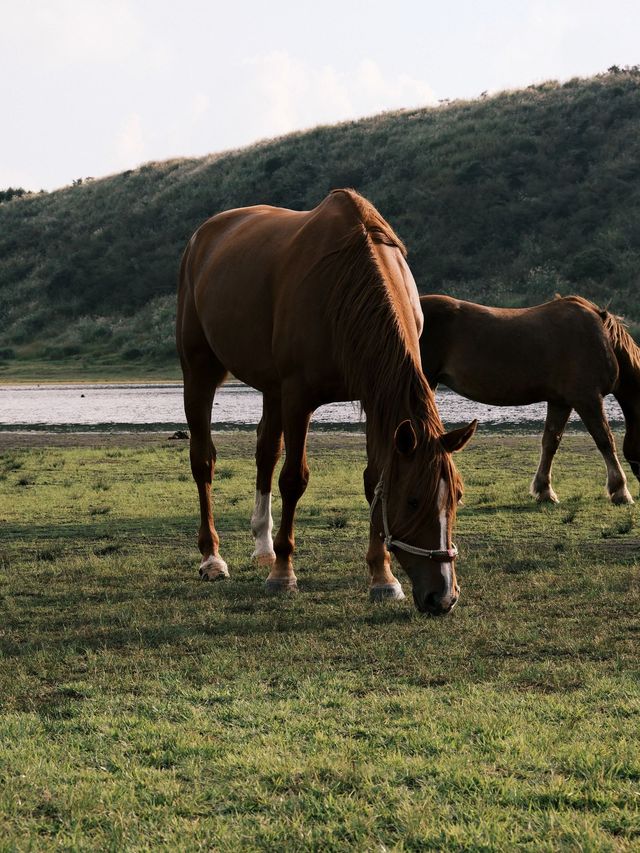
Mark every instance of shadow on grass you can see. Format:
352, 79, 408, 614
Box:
1, 565, 416, 660
468, 502, 553, 515
1, 514, 204, 546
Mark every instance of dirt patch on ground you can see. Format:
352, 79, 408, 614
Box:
0, 432, 175, 450
0, 430, 369, 454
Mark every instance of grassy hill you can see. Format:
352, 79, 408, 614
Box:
1, 69, 639, 381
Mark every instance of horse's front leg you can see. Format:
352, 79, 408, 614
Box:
267, 402, 312, 593
363, 462, 405, 601
576, 397, 634, 505
251, 395, 283, 566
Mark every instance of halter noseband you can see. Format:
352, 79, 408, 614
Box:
370, 474, 458, 561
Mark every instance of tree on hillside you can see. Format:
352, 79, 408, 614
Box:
0, 187, 30, 203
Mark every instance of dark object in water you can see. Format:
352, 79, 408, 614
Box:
169, 430, 189, 440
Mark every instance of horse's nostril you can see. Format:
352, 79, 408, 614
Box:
425, 592, 439, 611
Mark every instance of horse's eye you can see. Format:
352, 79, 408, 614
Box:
408, 497, 419, 511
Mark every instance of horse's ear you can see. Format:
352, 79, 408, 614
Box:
394, 419, 418, 455
440, 419, 477, 453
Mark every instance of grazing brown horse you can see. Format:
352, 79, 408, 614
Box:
176, 190, 476, 615
420, 294, 640, 504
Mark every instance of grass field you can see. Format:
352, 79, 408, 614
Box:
0, 431, 638, 850
0, 361, 181, 385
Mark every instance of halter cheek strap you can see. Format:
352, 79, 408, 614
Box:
370, 475, 458, 561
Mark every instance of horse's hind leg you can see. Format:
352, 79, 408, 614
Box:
251, 394, 283, 566
615, 392, 640, 489
183, 352, 230, 579
267, 397, 312, 593
575, 397, 634, 505
622, 427, 640, 490
530, 402, 571, 503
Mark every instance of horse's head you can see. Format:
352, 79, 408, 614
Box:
371, 418, 477, 615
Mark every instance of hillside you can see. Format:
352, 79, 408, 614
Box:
1, 69, 639, 381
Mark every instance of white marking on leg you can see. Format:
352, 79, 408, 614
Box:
251, 490, 275, 558
438, 478, 453, 599
605, 454, 634, 502
199, 554, 229, 579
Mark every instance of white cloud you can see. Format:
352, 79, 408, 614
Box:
528, 2, 575, 39
1, 0, 144, 65
1, 0, 172, 72
246, 52, 436, 140
316, 65, 354, 117
190, 92, 210, 120
354, 59, 437, 115
250, 52, 309, 136
115, 113, 146, 168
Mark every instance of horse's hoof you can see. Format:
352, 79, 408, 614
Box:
536, 490, 559, 504
265, 577, 298, 594
531, 481, 559, 503
370, 582, 406, 602
611, 488, 634, 505
253, 551, 277, 567
199, 555, 230, 581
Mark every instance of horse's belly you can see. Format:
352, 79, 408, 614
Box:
442, 374, 546, 407
202, 301, 346, 402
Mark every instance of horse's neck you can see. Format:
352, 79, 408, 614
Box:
327, 228, 433, 449
363, 373, 436, 469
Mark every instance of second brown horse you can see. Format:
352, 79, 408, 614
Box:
420, 294, 640, 504
177, 190, 476, 615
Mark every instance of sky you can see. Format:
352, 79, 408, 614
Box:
1, 0, 639, 191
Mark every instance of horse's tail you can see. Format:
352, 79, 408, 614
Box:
599, 308, 640, 481
599, 309, 640, 389
176, 237, 199, 361
177, 240, 192, 298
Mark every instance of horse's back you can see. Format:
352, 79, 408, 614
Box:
420, 295, 618, 405
177, 193, 367, 396
187, 204, 306, 303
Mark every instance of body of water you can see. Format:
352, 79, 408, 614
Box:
0, 382, 625, 433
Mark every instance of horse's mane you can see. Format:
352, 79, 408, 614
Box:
324, 190, 444, 469
329, 188, 408, 255
555, 294, 640, 372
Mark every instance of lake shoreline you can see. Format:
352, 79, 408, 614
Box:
0, 429, 625, 454
0, 382, 626, 433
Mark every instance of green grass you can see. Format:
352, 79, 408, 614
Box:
0, 432, 639, 850
0, 361, 182, 385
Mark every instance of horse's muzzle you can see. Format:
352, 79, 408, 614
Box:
413, 587, 459, 616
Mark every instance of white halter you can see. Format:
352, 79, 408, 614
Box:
370, 474, 459, 560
